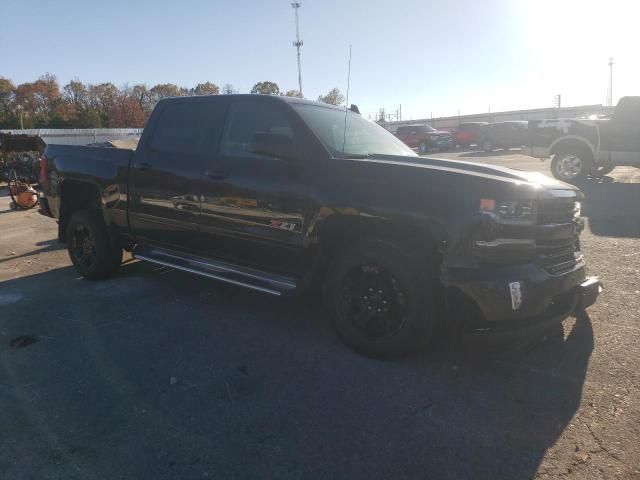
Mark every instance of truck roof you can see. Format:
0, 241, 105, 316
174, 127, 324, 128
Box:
158, 94, 346, 111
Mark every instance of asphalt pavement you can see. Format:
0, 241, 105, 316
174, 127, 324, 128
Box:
1, 149, 639, 479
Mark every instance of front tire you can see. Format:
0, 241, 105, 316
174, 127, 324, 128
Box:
324, 238, 441, 358
66, 209, 122, 279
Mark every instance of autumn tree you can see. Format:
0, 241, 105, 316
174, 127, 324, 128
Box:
62, 80, 89, 125
250, 81, 280, 95
14, 73, 61, 127
285, 89, 303, 98
191, 82, 219, 96
148, 83, 186, 109
317, 88, 345, 106
88, 82, 119, 127
131, 84, 152, 115
108, 84, 146, 128
63, 80, 88, 110
221, 83, 237, 95
0, 77, 16, 127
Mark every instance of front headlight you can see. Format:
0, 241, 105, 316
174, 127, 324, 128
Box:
480, 198, 535, 220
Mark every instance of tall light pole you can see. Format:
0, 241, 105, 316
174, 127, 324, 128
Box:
607, 57, 615, 106
291, 2, 303, 96
16, 104, 24, 130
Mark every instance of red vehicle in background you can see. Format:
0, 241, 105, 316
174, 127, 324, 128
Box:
453, 122, 488, 147
394, 124, 452, 153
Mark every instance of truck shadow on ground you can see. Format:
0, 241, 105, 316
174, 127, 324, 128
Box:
0, 238, 65, 264
580, 178, 640, 237
0, 262, 592, 480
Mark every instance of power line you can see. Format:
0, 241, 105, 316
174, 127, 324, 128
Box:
291, 2, 303, 96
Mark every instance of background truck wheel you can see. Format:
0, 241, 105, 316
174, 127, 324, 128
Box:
418, 141, 429, 154
550, 147, 595, 183
324, 238, 441, 358
66, 209, 123, 280
481, 139, 493, 152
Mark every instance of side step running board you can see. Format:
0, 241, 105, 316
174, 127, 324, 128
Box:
132, 245, 297, 296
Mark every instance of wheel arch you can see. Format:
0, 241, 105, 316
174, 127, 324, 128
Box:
309, 213, 449, 287
549, 135, 596, 159
58, 179, 103, 242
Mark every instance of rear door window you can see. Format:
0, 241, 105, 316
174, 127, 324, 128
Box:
150, 102, 225, 155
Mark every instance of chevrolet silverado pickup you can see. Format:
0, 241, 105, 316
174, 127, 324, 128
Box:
528, 96, 640, 182
40, 95, 601, 357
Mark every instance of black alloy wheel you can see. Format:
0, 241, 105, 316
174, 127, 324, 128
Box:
70, 224, 97, 271
66, 209, 123, 279
338, 264, 408, 340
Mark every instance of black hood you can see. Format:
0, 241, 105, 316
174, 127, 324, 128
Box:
357, 154, 580, 191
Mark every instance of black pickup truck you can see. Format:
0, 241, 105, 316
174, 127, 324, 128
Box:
40, 95, 600, 357
528, 96, 640, 182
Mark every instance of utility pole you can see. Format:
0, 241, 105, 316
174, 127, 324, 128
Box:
607, 57, 614, 106
291, 2, 303, 97
16, 104, 24, 130
554, 94, 562, 108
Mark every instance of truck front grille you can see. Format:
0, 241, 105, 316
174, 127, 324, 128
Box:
536, 238, 583, 274
536, 197, 582, 275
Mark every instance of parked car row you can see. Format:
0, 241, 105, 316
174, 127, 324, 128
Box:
392, 96, 640, 183
394, 121, 528, 153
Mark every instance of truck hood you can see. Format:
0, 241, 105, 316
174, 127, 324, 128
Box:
358, 154, 580, 191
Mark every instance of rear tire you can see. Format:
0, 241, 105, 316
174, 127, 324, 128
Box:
418, 141, 429, 155
324, 238, 441, 358
482, 139, 493, 152
66, 209, 122, 280
550, 146, 595, 183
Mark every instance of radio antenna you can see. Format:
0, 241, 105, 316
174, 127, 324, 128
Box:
342, 44, 352, 152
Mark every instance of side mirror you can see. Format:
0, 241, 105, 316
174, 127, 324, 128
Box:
250, 133, 299, 163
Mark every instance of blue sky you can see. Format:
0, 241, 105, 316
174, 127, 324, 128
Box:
2, 0, 638, 119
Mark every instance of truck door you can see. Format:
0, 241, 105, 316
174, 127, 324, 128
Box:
198, 98, 311, 277
606, 97, 640, 165
129, 99, 228, 250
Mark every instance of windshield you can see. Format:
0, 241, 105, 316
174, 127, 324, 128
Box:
292, 103, 416, 157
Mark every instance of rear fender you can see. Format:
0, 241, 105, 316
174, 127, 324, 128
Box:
58, 179, 104, 242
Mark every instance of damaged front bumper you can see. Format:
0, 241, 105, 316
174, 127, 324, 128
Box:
442, 262, 602, 341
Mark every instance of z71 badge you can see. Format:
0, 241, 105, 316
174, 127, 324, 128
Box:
270, 220, 297, 231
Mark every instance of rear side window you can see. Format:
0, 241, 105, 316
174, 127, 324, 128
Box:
221, 102, 293, 158
150, 102, 224, 155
